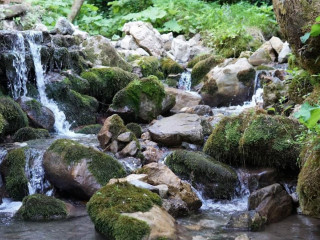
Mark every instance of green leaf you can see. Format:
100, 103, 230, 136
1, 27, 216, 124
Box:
163, 20, 183, 33
316, 16, 320, 22
300, 32, 310, 43
310, 23, 320, 37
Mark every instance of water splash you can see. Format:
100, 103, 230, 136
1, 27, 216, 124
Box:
178, 70, 191, 91
26, 31, 73, 135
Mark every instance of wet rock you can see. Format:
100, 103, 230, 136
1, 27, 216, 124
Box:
54, 17, 75, 35
148, 113, 212, 146
142, 146, 165, 164
278, 42, 291, 63
123, 21, 164, 57
201, 58, 256, 107
180, 105, 213, 116
227, 210, 266, 232
162, 198, 189, 217
141, 131, 151, 140
248, 183, 293, 223
33, 23, 48, 32
142, 163, 202, 213
18, 97, 55, 131
43, 139, 125, 200
0, 4, 29, 20
117, 132, 133, 142
166, 150, 238, 199
235, 234, 251, 240
165, 87, 202, 113
13, 127, 49, 142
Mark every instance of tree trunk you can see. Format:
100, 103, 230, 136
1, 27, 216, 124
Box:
68, 0, 85, 23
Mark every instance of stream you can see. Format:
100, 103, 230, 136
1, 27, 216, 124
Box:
0, 31, 319, 240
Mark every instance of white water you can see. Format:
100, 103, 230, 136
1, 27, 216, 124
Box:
7, 33, 28, 99
26, 32, 74, 135
178, 70, 192, 91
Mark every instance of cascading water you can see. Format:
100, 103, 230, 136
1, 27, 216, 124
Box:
26, 31, 73, 135
178, 70, 192, 91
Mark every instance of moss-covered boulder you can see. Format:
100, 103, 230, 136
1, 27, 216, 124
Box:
161, 58, 184, 77
13, 127, 50, 142
0, 97, 28, 135
87, 182, 176, 240
191, 55, 223, 86
18, 98, 55, 131
0, 148, 28, 201
46, 82, 98, 127
126, 123, 142, 138
187, 54, 212, 68
43, 139, 126, 199
17, 194, 68, 221
273, 0, 320, 74
297, 137, 320, 218
203, 111, 303, 172
81, 67, 137, 105
81, 35, 132, 71
166, 150, 238, 199
135, 56, 163, 79
75, 124, 102, 134
109, 76, 175, 122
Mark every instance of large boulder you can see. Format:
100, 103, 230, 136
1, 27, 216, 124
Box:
226, 210, 266, 232
109, 76, 175, 122
297, 137, 320, 218
140, 163, 202, 214
203, 111, 303, 172
81, 35, 132, 71
17, 97, 54, 131
248, 42, 276, 66
166, 150, 238, 199
148, 113, 212, 146
273, 0, 320, 74
200, 58, 256, 107
0, 4, 29, 20
87, 182, 176, 240
248, 184, 293, 223
43, 139, 126, 200
123, 21, 165, 58
160, 58, 184, 77
16, 194, 68, 221
165, 87, 202, 113
81, 67, 137, 105
171, 38, 191, 63
0, 148, 28, 201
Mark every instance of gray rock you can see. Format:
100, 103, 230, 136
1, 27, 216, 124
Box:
162, 198, 189, 217
249, 42, 276, 66
0, 4, 29, 20
118, 140, 139, 157
55, 17, 75, 35
278, 42, 291, 63
171, 38, 190, 63
269, 36, 284, 54
227, 210, 266, 232
119, 35, 139, 50
117, 132, 133, 143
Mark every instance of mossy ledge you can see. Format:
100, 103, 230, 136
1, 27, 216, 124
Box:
87, 182, 162, 240
13, 127, 50, 142
16, 194, 68, 221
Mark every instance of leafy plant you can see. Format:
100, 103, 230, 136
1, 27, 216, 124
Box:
295, 103, 320, 131
301, 16, 320, 44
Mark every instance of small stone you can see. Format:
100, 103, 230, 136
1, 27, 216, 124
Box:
117, 132, 133, 142
55, 17, 75, 35
155, 184, 168, 198
109, 140, 118, 153
141, 132, 151, 140
119, 141, 138, 157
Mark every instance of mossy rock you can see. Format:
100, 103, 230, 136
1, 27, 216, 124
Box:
0, 97, 28, 135
87, 182, 162, 240
81, 67, 137, 105
161, 58, 184, 77
256, 65, 275, 71
17, 194, 68, 221
110, 76, 175, 122
297, 137, 320, 218
191, 55, 223, 87
62, 75, 90, 94
0, 148, 28, 201
288, 70, 316, 104
44, 139, 126, 199
126, 123, 142, 138
46, 83, 98, 127
136, 56, 163, 79
75, 124, 102, 134
166, 150, 238, 199
13, 127, 50, 142
204, 111, 303, 171
53, 48, 86, 74
187, 54, 212, 68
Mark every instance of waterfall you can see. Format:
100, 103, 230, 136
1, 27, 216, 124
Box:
5, 32, 28, 99
26, 31, 73, 135
178, 70, 192, 91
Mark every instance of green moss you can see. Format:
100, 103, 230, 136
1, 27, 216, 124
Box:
256, 65, 275, 71
288, 70, 316, 104
204, 112, 302, 171
166, 150, 238, 199
136, 56, 163, 79
48, 139, 126, 185
1, 148, 28, 200
75, 124, 102, 134
25, 99, 42, 115
0, 97, 28, 135
164, 78, 178, 87
62, 75, 90, 94
110, 76, 167, 121
46, 83, 98, 127
17, 194, 68, 221
187, 54, 212, 68
288, 54, 299, 70
87, 182, 162, 240
81, 67, 137, 105
161, 58, 184, 77
13, 127, 50, 142
297, 136, 320, 218
191, 56, 223, 86
126, 123, 142, 138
